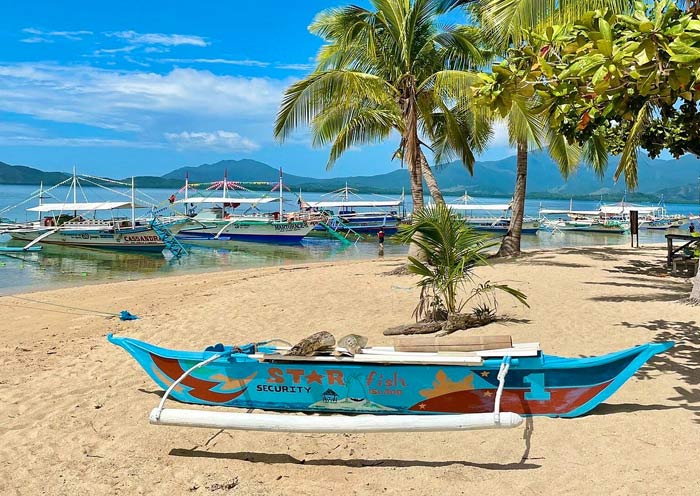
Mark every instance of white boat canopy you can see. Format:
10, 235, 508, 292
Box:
599, 205, 660, 215
27, 201, 143, 212
539, 209, 601, 216
447, 204, 512, 212
306, 200, 403, 208
176, 197, 277, 205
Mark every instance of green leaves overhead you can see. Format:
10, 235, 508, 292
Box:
472, 0, 700, 189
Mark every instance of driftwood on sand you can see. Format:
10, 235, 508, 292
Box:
383, 312, 497, 336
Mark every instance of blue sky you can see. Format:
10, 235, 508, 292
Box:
0, 0, 513, 179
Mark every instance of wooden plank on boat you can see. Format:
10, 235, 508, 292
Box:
364, 342, 540, 358
257, 353, 484, 366
394, 334, 512, 352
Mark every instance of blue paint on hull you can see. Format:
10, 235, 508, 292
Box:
108, 335, 673, 418
177, 232, 306, 244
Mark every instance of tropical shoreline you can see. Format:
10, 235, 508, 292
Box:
1, 245, 697, 495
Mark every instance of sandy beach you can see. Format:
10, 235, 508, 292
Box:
1, 245, 698, 495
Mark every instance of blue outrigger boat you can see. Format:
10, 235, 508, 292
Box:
109, 335, 672, 433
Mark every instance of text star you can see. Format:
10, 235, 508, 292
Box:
483, 390, 493, 397
305, 371, 323, 384
480, 371, 490, 377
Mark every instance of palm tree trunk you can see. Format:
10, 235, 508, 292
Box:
405, 127, 424, 213
403, 81, 425, 260
497, 139, 527, 257
420, 150, 444, 205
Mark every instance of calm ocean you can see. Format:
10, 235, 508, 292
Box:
1, 184, 698, 295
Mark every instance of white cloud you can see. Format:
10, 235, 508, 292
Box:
21, 27, 93, 42
274, 63, 315, 71
93, 46, 137, 56
165, 130, 259, 152
106, 30, 208, 47
0, 135, 162, 148
0, 63, 290, 134
20, 37, 53, 44
153, 58, 314, 71
158, 58, 270, 67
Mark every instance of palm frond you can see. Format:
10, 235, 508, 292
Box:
614, 102, 652, 189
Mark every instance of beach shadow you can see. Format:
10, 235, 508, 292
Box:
618, 319, 700, 422
603, 257, 670, 278
583, 280, 688, 292
508, 251, 592, 269
500, 318, 532, 325
168, 449, 541, 470
138, 388, 165, 398
585, 402, 678, 416
589, 293, 686, 303
521, 260, 593, 269
554, 247, 642, 262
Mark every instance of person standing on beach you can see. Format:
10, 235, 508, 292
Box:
378, 228, 385, 246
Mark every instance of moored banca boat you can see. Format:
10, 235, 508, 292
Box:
109, 335, 672, 433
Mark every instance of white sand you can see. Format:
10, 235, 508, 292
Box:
1, 246, 698, 495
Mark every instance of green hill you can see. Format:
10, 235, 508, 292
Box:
2, 153, 700, 203
0, 161, 70, 185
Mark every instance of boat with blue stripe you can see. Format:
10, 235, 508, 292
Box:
109, 335, 672, 419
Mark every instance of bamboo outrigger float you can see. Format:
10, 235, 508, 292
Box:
109, 334, 672, 433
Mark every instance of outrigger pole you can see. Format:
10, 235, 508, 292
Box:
148, 354, 523, 433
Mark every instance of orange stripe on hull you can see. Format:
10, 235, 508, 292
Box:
151, 354, 247, 403
409, 382, 610, 415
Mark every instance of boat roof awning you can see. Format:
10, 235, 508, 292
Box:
599, 205, 660, 215
447, 204, 511, 211
539, 209, 601, 215
176, 197, 277, 205
27, 201, 142, 212
306, 200, 403, 208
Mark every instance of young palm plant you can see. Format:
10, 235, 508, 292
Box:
397, 204, 528, 322
274, 0, 492, 211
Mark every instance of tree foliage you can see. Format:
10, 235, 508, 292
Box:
472, 0, 700, 189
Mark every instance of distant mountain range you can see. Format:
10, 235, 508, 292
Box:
2, 152, 700, 203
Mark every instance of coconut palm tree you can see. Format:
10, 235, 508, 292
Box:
443, 0, 631, 256
274, 0, 492, 212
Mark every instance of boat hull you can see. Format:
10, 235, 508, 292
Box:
108, 335, 672, 418
178, 220, 314, 244
6, 224, 181, 252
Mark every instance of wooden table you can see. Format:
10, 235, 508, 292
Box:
665, 234, 700, 273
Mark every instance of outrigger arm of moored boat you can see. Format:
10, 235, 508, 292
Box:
147, 350, 523, 432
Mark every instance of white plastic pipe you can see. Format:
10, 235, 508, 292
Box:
149, 409, 523, 432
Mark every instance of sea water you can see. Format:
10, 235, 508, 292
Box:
0, 184, 698, 295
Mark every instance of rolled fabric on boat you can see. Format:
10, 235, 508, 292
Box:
394, 335, 513, 352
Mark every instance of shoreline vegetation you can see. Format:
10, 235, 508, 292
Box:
1, 245, 697, 494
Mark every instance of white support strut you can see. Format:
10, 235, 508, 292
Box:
493, 356, 512, 425
151, 353, 223, 422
